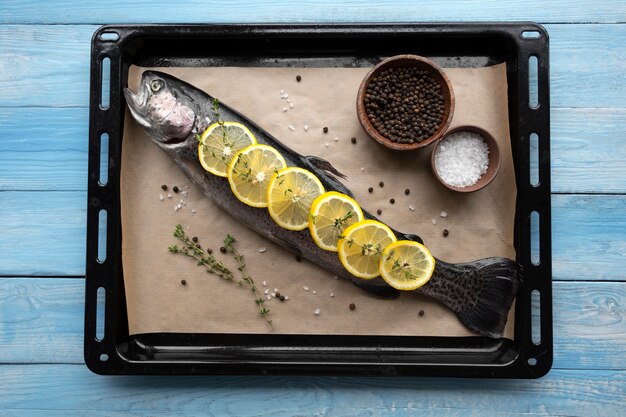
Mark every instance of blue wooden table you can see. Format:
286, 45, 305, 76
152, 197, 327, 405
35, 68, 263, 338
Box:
1, 1, 625, 415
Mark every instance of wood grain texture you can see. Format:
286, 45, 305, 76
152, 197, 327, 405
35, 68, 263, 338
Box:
1, 0, 625, 24
0, 365, 624, 416
2, 108, 624, 193
0, 24, 625, 108
0, 191, 86, 276
1, 278, 624, 370
0, 108, 89, 191
1, 192, 624, 279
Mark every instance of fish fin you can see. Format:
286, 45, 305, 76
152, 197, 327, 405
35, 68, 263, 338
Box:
303, 156, 355, 199
306, 156, 347, 179
425, 258, 522, 338
350, 276, 401, 299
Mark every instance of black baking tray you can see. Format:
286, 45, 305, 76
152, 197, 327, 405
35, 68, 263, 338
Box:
85, 23, 552, 378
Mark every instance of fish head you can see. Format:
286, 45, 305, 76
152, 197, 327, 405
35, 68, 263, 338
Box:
124, 71, 197, 144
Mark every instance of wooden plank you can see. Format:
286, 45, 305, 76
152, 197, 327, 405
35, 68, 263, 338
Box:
0, 24, 625, 108
0, 108, 89, 191
1, 191, 623, 280
2, 107, 624, 193
1, 0, 625, 24
0, 191, 86, 276
0, 364, 623, 416
552, 194, 626, 281
1, 278, 624, 369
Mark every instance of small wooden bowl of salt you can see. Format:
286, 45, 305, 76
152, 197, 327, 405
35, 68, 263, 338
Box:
431, 125, 501, 192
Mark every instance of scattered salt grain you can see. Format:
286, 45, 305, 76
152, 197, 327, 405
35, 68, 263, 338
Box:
289, 102, 294, 109
159, 194, 164, 201
181, 190, 189, 198
191, 209, 197, 214
330, 292, 335, 297
303, 286, 309, 292
280, 89, 285, 94
282, 107, 288, 112
264, 288, 270, 294
283, 93, 289, 99
312, 290, 317, 295
440, 210, 448, 218
271, 292, 276, 297
334, 136, 339, 142
284, 296, 289, 300
434, 131, 490, 188
304, 125, 309, 132
167, 193, 172, 199
314, 308, 321, 316
288, 124, 295, 131
324, 143, 329, 148
409, 204, 415, 211
262, 281, 267, 287
258, 247, 267, 253
266, 295, 271, 301
274, 288, 279, 293
431, 219, 437, 225
360, 167, 365, 172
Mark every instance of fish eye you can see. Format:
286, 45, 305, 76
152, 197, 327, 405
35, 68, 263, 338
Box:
150, 79, 163, 92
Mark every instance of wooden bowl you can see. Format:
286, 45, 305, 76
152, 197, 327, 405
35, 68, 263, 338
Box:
356, 54, 455, 151
430, 125, 502, 193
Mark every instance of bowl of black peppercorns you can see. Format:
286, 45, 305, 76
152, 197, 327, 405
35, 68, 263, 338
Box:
357, 55, 455, 151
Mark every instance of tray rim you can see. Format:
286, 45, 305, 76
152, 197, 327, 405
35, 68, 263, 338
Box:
85, 22, 552, 378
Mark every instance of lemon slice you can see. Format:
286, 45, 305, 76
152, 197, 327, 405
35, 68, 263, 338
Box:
199, 122, 257, 177
337, 220, 397, 279
267, 167, 326, 231
379, 240, 435, 290
227, 144, 287, 207
308, 191, 364, 252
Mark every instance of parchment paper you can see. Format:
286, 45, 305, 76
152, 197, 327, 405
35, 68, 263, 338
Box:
121, 64, 516, 337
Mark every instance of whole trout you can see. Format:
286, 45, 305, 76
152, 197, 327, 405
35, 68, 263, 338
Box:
124, 70, 522, 338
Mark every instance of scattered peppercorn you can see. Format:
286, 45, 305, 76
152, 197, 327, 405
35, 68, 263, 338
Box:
161, 184, 168, 191
220, 246, 227, 253
443, 229, 449, 237
377, 209, 382, 215
296, 75, 302, 82
351, 137, 357, 144
276, 292, 281, 298
295, 254, 303, 262
379, 181, 384, 187
192, 236, 198, 243
279, 295, 286, 301
405, 188, 410, 195
390, 198, 395, 204
323, 126, 329, 133
349, 303, 356, 311
364, 66, 445, 144
206, 248, 213, 254
180, 279, 187, 286
418, 310, 425, 317
368, 187, 374, 193
173, 186, 180, 193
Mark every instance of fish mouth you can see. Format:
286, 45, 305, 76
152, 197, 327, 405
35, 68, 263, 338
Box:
123, 83, 152, 129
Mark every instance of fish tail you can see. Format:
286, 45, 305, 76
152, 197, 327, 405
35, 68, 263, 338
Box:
418, 257, 522, 338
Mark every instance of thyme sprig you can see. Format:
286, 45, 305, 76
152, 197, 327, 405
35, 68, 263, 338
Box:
169, 224, 272, 327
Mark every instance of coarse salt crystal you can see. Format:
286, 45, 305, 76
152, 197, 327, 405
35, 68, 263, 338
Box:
284, 296, 289, 300
440, 210, 448, 218
312, 290, 317, 295
409, 204, 415, 211
330, 292, 335, 297
159, 194, 164, 201
274, 288, 279, 293
304, 125, 309, 131
258, 247, 267, 253
271, 292, 276, 297
191, 209, 197, 214
167, 193, 172, 199
264, 289, 269, 294
431, 219, 437, 225
289, 103, 294, 109
266, 295, 271, 301
282, 107, 288, 112
303, 286, 309, 291
324, 143, 329, 148
434, 131, 490, 188
288, 124, 295, 131
280, 89, 285, 94
314, 308, 321, 316
360, 167, 365, 172
262, 281, 267, 287
334, 136, 339, 142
